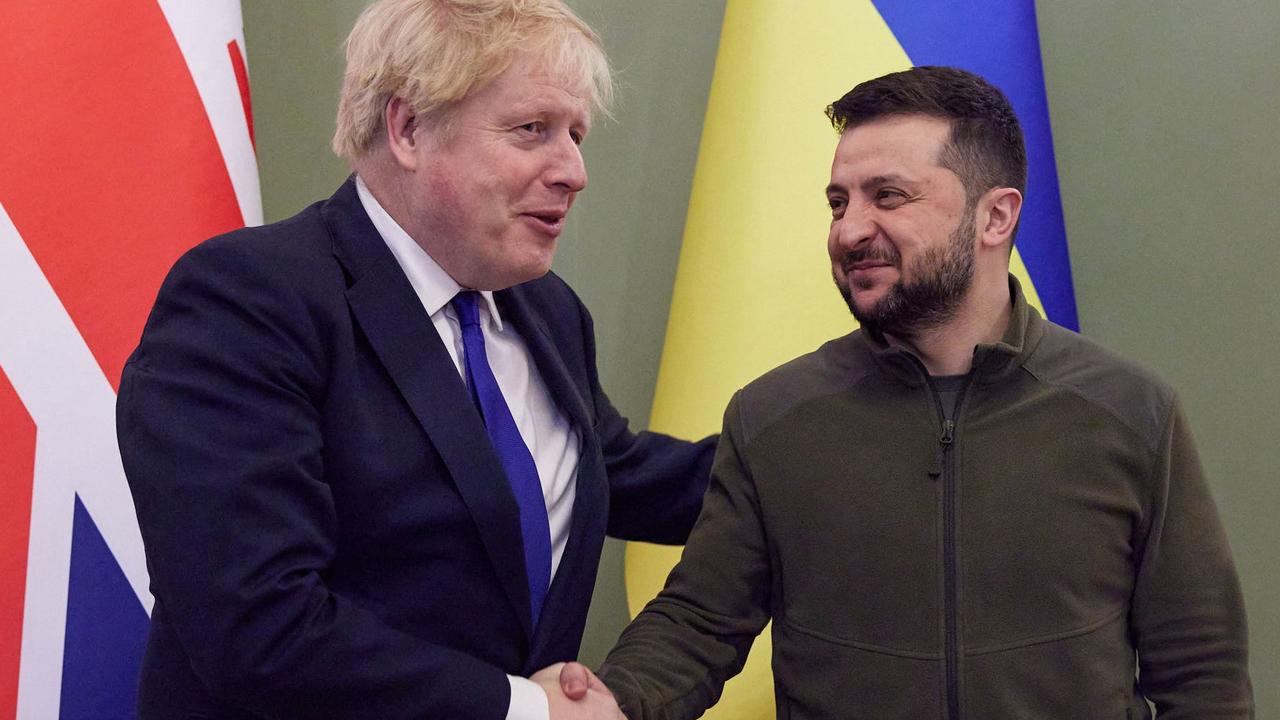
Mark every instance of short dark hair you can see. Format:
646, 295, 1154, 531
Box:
826, 66, 1026, 206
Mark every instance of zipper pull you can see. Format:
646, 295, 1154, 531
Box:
939, 419, 955, 447
929, 419, 956, 478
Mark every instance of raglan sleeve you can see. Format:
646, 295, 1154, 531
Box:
597, 392, 772, 720
1130, 394, 1253, 717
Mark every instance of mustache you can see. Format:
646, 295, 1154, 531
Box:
839, 244, 900, 268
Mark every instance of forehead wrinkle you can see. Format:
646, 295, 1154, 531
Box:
508, 94, 587, 118
839, 117, 950, 162
862, 173, 918, 189
504, 87, 591, 127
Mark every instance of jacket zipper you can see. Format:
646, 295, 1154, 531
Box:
922, 370, 971, 720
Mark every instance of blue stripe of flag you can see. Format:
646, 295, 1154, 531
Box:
60, 496, 148, 719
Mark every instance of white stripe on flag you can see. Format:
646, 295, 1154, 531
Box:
158, 0, 263, 227
0, 201, 150, 719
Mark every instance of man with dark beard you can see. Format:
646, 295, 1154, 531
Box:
558, 66, 1253, 719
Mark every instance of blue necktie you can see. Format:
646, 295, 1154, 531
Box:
450, 291, 552, 625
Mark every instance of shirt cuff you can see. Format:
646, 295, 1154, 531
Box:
506, 674, 550, 720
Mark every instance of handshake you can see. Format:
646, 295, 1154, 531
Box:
529, 662, 624, 720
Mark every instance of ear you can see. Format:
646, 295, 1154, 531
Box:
978, 187, 1023, 249
384, 96, 421, 171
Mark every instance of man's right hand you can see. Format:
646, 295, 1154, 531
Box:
530, 663, 624, 719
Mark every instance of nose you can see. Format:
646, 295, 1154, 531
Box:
548, 133, 587, 193
831, 202, 875, 253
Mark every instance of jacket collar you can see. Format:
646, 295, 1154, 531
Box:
861, 274, 1045, 386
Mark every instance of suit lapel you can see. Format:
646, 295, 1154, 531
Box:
496, 289, 592, 434
498, 288, 607, 655
323, 179, 534, 640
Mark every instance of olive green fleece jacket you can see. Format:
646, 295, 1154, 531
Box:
598, 277, 1251, 720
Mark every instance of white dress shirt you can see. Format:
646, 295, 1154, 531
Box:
356, 177, 577, 720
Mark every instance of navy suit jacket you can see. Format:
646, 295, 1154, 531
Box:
116, 178, 714, 719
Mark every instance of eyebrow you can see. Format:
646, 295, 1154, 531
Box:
826, 173, 918, 196
505, 98, 591, 126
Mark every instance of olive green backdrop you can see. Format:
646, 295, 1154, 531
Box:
243, 2, 1278, 714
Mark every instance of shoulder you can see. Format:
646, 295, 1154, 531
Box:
156, 197, 356, 323
175, 199, 334, 280
1024, 321, 1178, 453
134, 200, 353, 371
730, 331, 872, 444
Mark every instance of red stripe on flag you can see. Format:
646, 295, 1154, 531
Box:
227, 39, 255, 150
0, 369, 35, 716
0, 2, 245, 390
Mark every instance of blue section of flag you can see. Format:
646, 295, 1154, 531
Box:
871, 0, 1079, 331
60, 496, 147, 720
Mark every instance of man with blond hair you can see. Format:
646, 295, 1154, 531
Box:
117, 1, 712, 718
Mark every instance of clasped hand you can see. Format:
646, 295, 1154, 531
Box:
529, 662, 624, 720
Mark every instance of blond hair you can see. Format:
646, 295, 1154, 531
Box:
332, 0, 613, 161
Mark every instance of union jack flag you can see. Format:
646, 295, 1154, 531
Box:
0, 2, 260, 716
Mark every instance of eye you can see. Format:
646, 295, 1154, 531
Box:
827, 196, 846, 218
516, 121, 544, 136
569, 129, 584, 146
875, 188, 908, 208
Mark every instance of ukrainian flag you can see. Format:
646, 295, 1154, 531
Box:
625, 1, 1075, 716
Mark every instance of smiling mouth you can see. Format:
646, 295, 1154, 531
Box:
522, 212, 566, 234
846, 260, 898, 278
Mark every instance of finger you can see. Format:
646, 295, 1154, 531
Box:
559, 661, 591, 700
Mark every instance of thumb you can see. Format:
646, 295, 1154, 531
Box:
559, 661, 592, 700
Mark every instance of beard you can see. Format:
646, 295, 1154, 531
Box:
835, 213, 976, 339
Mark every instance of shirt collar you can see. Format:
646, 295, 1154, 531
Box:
354, 175, 503, 330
